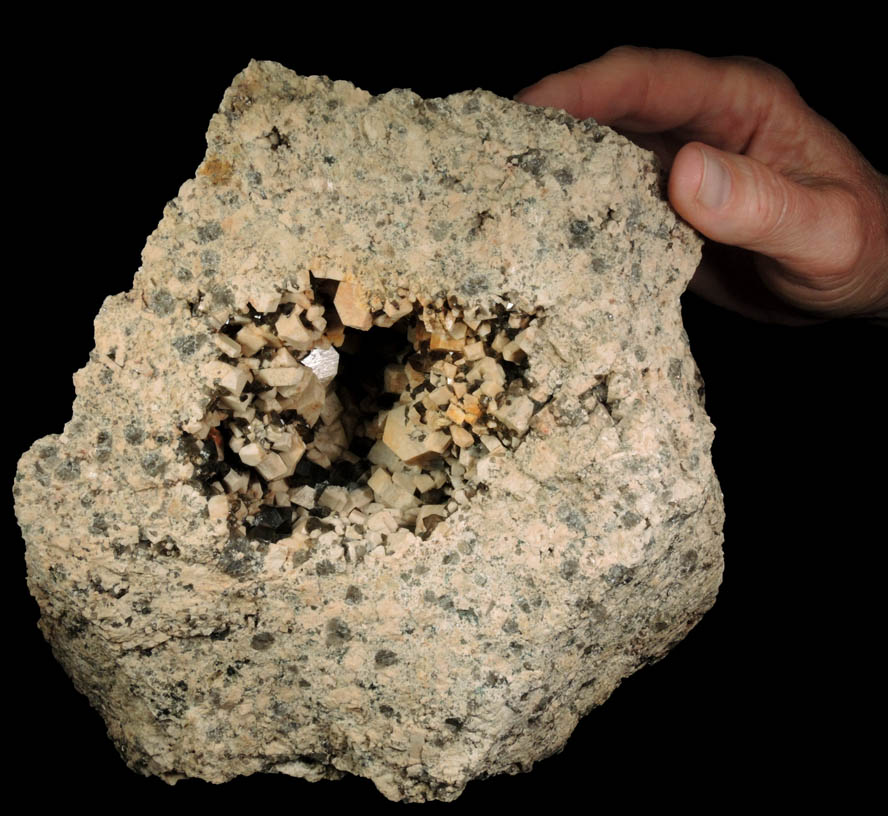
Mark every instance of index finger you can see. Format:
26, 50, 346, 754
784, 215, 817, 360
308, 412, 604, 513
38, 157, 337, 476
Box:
516, 46, 793, 154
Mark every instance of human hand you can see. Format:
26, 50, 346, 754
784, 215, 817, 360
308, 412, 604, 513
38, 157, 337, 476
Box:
516, 47, 888, 324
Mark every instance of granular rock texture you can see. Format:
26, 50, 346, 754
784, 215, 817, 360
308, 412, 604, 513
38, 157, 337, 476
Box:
13, 60, 723, 802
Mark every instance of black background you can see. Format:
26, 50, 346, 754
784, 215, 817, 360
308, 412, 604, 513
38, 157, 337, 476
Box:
8, 19, 885, 808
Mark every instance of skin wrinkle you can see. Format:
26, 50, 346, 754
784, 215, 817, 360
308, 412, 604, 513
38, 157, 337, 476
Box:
633, 54, 655, 133
763, 168, 792, 253
759, 108, 830, 176
743, 76, 787, 161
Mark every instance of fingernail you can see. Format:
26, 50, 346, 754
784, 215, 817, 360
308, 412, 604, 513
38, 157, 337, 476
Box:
696, 147, 732, 210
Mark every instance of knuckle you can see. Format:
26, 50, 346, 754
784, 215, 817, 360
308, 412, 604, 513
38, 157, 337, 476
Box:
724, 55, 800, 98
603, 44, 652, 62
605, 44, 643, 56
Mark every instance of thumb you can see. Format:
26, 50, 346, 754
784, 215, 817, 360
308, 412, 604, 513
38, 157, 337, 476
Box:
668, 142, 861, 280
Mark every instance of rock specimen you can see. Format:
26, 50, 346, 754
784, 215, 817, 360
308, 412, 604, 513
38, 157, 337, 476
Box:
13, 60, 724, 802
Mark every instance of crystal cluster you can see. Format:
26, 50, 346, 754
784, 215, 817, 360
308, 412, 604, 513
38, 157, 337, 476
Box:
182, 270, 545, 562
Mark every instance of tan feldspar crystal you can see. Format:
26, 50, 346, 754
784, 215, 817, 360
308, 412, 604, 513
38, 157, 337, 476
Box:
13, 60, 723, 802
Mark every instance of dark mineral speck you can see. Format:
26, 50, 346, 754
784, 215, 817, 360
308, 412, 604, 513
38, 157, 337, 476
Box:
124, 423, 145, 445
374, 649, 398, 667
54, 459, 80, 482
140, 452, 165, 477
151, 289, 176, 316
251, 632, 275, 650
196, 221, 223, 243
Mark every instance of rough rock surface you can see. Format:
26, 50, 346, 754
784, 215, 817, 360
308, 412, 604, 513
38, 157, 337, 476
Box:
13, 60, 723, 802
